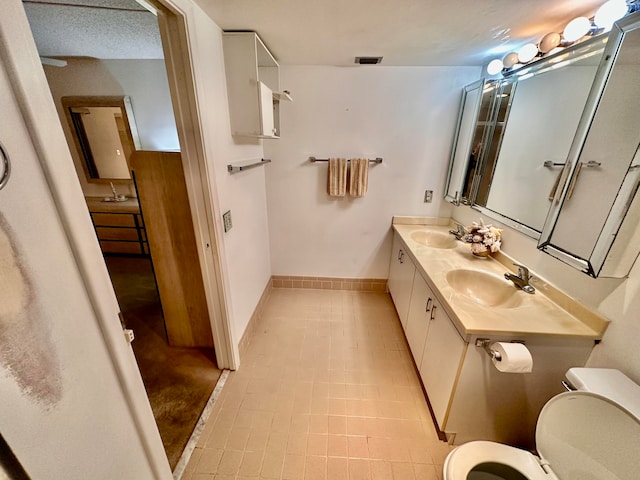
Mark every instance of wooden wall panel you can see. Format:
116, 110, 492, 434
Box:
131, 151, 213, 348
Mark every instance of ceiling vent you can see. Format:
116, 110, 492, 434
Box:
355, 56, 382, 65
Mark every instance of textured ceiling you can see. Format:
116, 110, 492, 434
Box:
24, 0, 611, 65
24, 0, 163, 59
197, 0, 606, 66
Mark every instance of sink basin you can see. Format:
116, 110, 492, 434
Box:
411, 230, 458, 249
445, 269, 522, 308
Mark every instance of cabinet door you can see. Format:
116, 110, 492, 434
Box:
419, 299, 466, 428
259, 81, 276, 137
388, 233, 415, 329
404, 273, 433, 367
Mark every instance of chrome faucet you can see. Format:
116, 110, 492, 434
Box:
504, 263, 535, 294
449, 223, 467, 241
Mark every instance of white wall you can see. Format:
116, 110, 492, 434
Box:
452, 205, 640, 385
44, 58, 179, 197
264, 66, 480, 278
186, 9, 272, 343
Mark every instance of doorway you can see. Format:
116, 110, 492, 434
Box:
23, 0, 224, 469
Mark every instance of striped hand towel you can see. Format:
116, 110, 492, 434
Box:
327, 158, 347, 196
349, 158, 369, 197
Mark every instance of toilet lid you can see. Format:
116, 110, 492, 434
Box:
536, 391, 640, 480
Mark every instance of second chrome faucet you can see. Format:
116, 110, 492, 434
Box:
504, 263, 536, 294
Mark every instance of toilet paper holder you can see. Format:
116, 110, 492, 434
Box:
476, 338, 526, 361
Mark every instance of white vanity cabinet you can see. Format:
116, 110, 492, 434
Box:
222, 32, 290, 138
388, 232, 416, 329
389, 232, 467, 430
405, 271, 467, 429
418, 292, 466, 429
404, 272, 432, 364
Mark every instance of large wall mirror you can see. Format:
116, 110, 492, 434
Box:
447, 36, 608, 237
445, 10, 640, 277
540, 12, 640, 277
62, 96, 141, 183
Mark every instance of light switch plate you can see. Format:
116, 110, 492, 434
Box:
223, 210, 232, 232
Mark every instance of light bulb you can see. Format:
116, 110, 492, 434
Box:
502, 52, 519, 68
539, 32, 561, 53
518, 43, 538, 63
563, 17, 591, 43
547, 46, 565, 56
595, 0, 628, 30
487, 59, 504, 75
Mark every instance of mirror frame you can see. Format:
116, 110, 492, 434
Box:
61, 95, 141, 184
445, 34, 609, 241
444, 79, 484, 205
538, 12, 640, 276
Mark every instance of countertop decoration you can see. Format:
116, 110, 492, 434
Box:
464, 219, 502, 257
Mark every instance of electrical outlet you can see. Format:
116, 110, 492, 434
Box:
424, 190, 433, 203
223, 210, 232, 232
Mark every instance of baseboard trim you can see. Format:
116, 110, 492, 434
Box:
271, 275, 387, 292
238, 277, 273, 358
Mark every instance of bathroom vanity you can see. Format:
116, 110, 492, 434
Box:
86, 196, 148, 256
387, 218, 609, 448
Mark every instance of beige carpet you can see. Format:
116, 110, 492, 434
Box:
105, 256, 222, 469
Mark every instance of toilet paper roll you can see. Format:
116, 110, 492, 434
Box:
491, 342, 533, 373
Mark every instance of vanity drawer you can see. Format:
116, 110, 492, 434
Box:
86, 204, 148, 257
95, 226, 145, 242
99, 240, 149, 255
91, 212, 137, 227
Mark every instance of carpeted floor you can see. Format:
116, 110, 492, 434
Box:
105, 256, 222, 470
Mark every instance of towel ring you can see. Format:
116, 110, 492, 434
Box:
0, 142, 10, 191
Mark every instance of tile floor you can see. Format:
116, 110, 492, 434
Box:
182, 288, 452, 479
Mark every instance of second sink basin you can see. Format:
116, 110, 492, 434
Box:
411, 230, 458, 249
446, 269, 522, 308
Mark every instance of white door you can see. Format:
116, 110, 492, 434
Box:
259, 81, 276, 137
0, 4, 171, 479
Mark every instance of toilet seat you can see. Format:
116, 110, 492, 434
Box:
443, 441, 552, 480
444, 390, 640, 480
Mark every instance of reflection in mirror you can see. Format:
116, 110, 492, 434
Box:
444, 80, 483, 205
62, 96, 140, 183
539, 14, 640, 277
469, 37, 607, 235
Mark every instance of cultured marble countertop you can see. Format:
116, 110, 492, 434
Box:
393, 222, 609, 340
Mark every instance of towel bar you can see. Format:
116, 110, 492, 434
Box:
227, 158, 271, 173
543, 160, 601, 168
309, 156, 383, 164
0, 143, 10, 191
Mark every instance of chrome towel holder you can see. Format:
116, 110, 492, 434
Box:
0, 142, 10, 191
309, 156, 383, 164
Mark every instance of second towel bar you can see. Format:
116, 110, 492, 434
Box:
309, 156, 383, 164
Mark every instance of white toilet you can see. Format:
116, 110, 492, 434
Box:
443, 368, 640, 480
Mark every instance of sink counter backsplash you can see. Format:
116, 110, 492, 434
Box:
392, 220, 609, 340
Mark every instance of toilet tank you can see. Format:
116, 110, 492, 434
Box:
566, 367, 640, 419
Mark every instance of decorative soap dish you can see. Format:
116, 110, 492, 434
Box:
102, 195, 127, 202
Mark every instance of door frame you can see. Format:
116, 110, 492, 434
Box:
151, 0, 239, 369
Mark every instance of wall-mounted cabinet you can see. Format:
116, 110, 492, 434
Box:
222, 32, 291, 139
